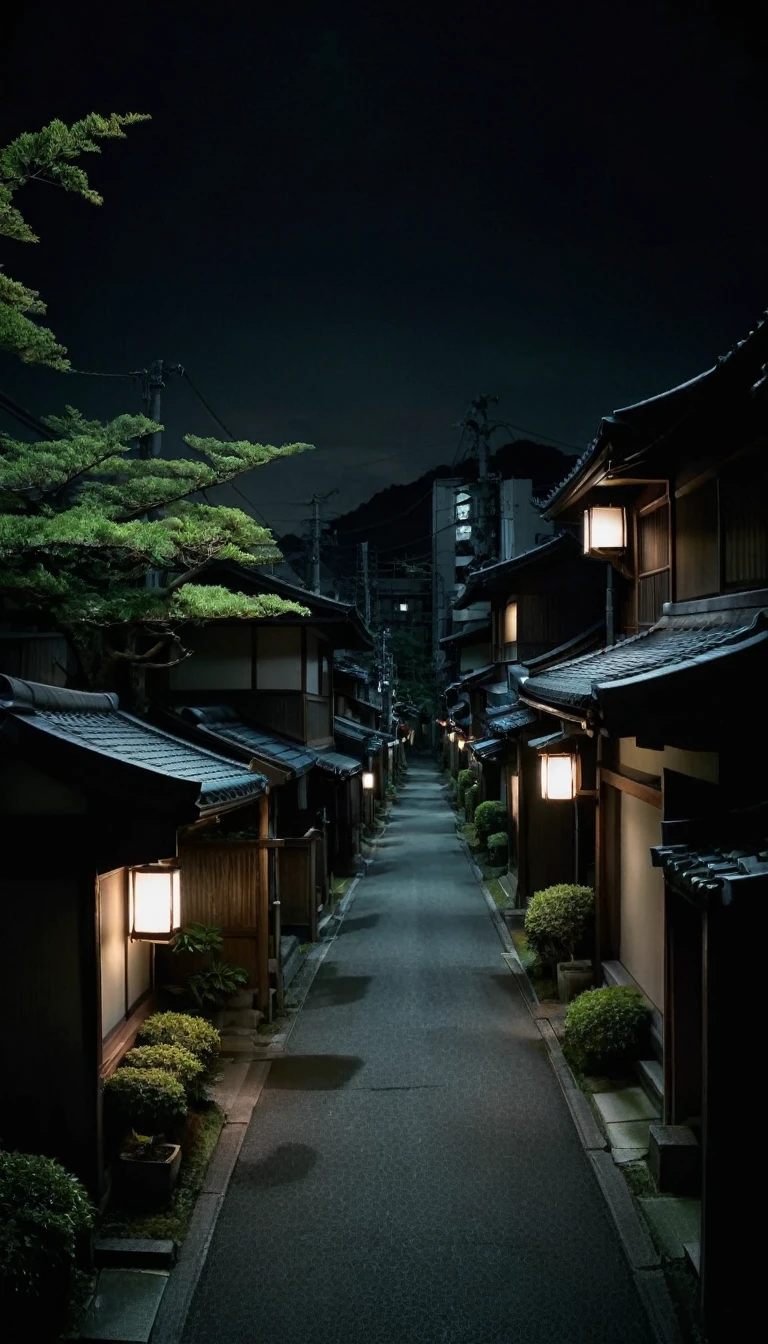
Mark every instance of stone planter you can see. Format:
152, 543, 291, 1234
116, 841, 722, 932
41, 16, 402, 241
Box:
557, 959, 594, 1003
117, 1143, 182, 1204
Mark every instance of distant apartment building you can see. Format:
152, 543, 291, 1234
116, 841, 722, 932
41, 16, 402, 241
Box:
432, 477, 552, 665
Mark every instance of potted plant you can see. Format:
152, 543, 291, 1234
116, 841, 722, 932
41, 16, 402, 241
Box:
524, 883, 595, 1002
104, 1066, 188, 1203
563, 986, 651, 1074
0, 1150, 93, 1336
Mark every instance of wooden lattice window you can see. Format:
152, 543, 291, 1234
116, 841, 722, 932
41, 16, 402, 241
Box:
635, 496, 670, 627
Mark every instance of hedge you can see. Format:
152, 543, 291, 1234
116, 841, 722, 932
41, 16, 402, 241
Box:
564, 986, 651, 1072
524, 884, 594, 965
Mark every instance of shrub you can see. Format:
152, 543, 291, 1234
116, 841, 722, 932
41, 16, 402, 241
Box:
524, 883, 594, 965
104, 1067, 188, 1137
457, 768, 474, 806
188, 960, 248, 1008
137, 1012, 221, 1072
465, 782, 480, 822
564, 986, 651, 1072
487, 830, 509, 863
0, 1151, 93, 1315
474, 799, 507, 845
122, 1044, 205, 1099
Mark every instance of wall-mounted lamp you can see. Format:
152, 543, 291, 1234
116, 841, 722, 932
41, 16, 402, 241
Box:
362, 771, 375, 790
448, 731, 456, 742
130, 863, 181, 942
540, 753, 577, 801
457, 737, 466, 751
583, 505, 627, 554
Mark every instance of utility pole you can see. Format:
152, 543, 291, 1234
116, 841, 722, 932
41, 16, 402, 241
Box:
463, 392, 499, 564
139, 360, 183, 459
304, 490, 338, 594
380, 626, 393, 735
360, 540, 372, 626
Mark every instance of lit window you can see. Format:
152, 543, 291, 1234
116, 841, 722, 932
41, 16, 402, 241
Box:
504, 601, 518, 644
398, 602, 409, 612
456, 524, 472, 542
456, 501, 471, 521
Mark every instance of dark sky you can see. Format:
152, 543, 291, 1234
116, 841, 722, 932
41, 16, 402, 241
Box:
2, 0, 767, 533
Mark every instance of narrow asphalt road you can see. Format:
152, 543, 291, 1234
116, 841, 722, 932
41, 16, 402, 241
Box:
182, 760, 654, 1343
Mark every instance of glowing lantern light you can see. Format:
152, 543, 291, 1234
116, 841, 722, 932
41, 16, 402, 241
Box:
540, 753, 576, 801
130, 864, 181, 942
362, 771, 375, 790
583, 505, 627, 554
457, 737, 466, 751
448, 731, 456, 742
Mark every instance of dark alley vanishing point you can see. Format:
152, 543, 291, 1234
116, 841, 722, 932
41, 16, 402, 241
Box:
182, 761, 654, 1343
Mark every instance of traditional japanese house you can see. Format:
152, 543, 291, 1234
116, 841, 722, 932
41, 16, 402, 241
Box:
518, 316, 768, 1337
0, 675, 268, 1194
154, 565, 374, 883
451, 533, 605, 900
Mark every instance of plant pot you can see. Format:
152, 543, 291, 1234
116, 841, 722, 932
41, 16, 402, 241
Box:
557, 959, 594, 1003
117, 1143, 182, 1204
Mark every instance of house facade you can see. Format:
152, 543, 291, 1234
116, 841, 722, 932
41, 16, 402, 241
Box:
518, 317, 768, 1336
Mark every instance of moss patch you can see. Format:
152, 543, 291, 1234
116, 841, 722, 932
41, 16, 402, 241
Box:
99, 1103, 225, 1242
486, 878, 507, 908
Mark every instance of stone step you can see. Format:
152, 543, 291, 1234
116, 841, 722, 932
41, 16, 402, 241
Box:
94, 1239, 177, 1270
80, 1267, 169, 1342
635, 1057, 664, 1109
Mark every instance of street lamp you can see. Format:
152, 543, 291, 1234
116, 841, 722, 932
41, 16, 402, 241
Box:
540, 753, 576, 801
130, 863, 181, 942
583, 505, 627, 554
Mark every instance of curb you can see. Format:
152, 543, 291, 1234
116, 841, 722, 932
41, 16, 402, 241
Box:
151, 858, 370, 1343
460, 843, 684, 1344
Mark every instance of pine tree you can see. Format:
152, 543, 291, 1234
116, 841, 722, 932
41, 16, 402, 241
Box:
0, 116, 312, 691
1, 112, 151, 368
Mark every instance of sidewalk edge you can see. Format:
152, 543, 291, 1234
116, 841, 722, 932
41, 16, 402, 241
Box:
459, 841, 684, 1344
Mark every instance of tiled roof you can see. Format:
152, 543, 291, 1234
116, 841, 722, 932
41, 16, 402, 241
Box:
0, 677, 266, 811
538, 311, 768, 515
522, 603, 768, 717
313, 747, 362, 777
438, 619, 491, 647
470, 737, 505, 761
178, 706, 316, 776
651, 840, 768, 907
453, 533, 577, 608
490, 706, 538, 735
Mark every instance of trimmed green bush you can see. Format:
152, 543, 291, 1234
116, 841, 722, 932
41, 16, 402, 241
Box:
457, 768, 474, 806
474, 799, 507, 845
524, 883, 594, 965
564, 986, 651, 1072
465, 782, 480, 822
104, 1066, 188, 1137
487, 830, 509, 862
122, 1044, 205, 1099
137, 1011, 220, 1073
0, 1151, 93, 1319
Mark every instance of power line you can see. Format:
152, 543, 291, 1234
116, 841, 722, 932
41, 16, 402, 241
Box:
0, 389, 55, 439
69, 368, 143, 379
179, 371, 274, 530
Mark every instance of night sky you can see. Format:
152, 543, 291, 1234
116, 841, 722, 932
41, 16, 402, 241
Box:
2, 0, 767, 533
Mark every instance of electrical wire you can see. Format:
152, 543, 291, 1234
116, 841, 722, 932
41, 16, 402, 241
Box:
0, 389, 55, 439
69, 368, 143, 379
179, 371, 275, 529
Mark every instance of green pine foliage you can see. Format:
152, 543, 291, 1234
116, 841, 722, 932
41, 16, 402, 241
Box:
1, 112, 150, 368
1, 116, 314, 689
0, 409, 312, 682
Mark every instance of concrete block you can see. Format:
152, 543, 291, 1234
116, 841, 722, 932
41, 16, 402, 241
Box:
94, 1239, 177, 1270
594, 1086, 659, 1124
648, 1124, 701, 1195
